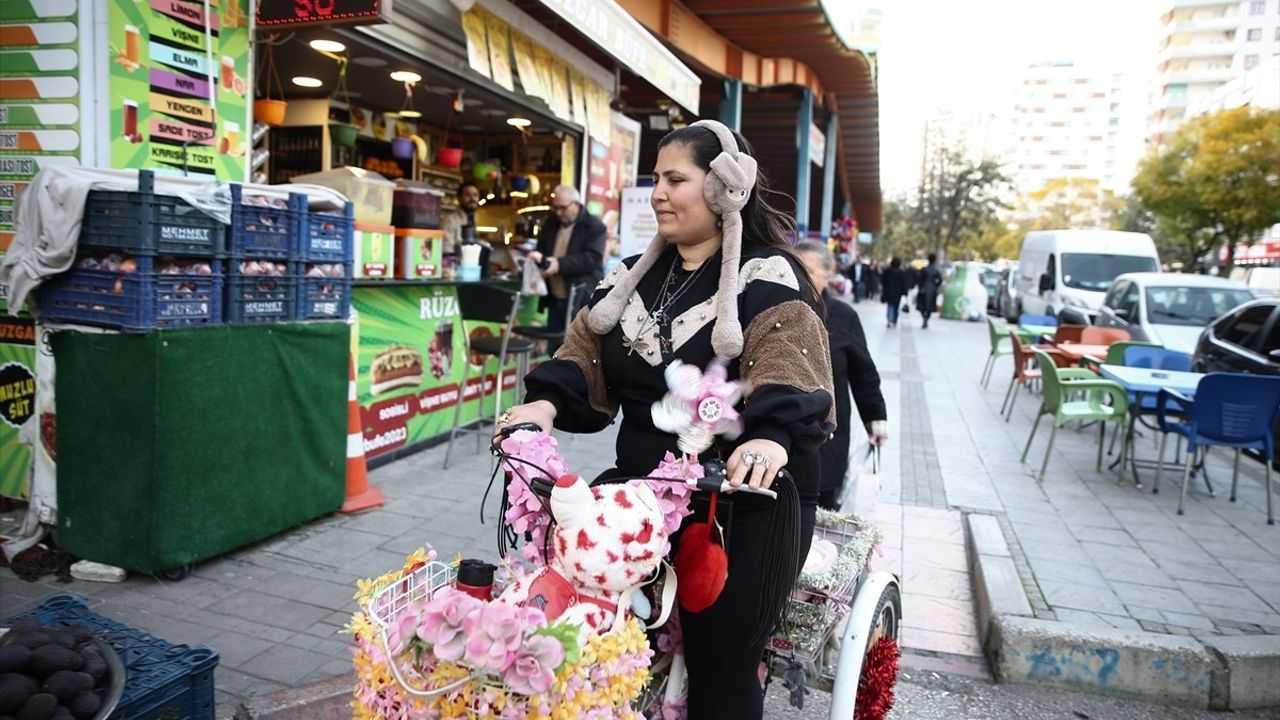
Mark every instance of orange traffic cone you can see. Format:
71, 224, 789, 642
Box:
341, 357, 384, 513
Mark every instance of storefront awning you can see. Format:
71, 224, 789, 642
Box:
529, 0, 702, 115
618, 0, 882, 232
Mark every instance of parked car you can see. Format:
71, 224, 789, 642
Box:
996, 263, 1019, 321
978, 264, 1002, 313
1095, 273, 1255, 354
1228, 265, 1280, 298
1192, 297, 1280, 470
1015, 229, 1160, 325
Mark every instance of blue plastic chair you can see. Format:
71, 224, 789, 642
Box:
1124, 346, 1192, 372
1018, 313, 1058, 327
1154, 373, 1280, 524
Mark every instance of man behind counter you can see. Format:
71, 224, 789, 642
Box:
440, 181, 482, 255
527, 185, 605, 353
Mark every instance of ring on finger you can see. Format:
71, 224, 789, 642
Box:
498, 411, 512, 424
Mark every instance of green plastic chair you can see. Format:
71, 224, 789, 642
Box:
981, 315, 1016, 388
1020, 349, 1130, 481
1081, 341, 1161, 373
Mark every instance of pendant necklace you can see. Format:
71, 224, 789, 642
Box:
624, 254, 709, 357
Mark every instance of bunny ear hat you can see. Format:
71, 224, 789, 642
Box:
587, 119, 758, 359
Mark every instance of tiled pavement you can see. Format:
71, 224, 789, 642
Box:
2, 296, 1276, 716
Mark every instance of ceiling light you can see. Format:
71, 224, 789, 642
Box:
509, 191, 529, 198
390, 70, 422, 83
476, 226, 499, 233
384, 111, 400, 118
292, 76, 323, 88
309, 39, 346, 53
517, 205, 551, 214
399, 109, 422, 118
506, 116, 532, 128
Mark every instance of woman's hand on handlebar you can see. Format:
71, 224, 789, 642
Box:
493, 400, 557, 444
726, 438, 788, 491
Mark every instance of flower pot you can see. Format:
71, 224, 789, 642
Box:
253, 99, 287, 127
438, 147, 463, 168
330, 122, 358, 148
473, 161, 497, 181
510, 175, 530, 192
391, 136, 415, 160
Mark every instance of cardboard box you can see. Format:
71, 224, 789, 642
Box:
354, 222, 395, 279
395, 228, 444, 279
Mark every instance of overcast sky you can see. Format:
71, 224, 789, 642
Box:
877, 0, 1165, 196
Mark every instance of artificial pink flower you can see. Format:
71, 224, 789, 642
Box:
502, 634, 565, 695
385, 600, 425, 656
417, 587, 482, 661
463, 602, 540, 673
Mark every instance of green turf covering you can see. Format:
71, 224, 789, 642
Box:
53, 322, 348, 573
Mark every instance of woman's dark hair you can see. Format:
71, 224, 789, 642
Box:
657, 124, 822, 309
656, 125, 797, 254
890, 257, 902, 269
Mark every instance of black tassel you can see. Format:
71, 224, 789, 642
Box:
749, 471, 801, 648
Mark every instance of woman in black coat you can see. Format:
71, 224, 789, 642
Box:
880, 257, 908, 328
916, 252, 944, 329
797, 242, 890, 509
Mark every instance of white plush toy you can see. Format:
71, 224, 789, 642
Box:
497, 473, 668, 636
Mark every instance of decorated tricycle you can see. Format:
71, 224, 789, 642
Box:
349, 361, 901, 719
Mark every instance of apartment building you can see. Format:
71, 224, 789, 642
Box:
1150, 0, 1280, 145
1007, 62, 1144, 194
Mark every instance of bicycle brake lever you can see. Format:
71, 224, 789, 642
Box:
490, 422, 545, 453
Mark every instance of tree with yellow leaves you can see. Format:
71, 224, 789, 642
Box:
1133, 107, 1280, 270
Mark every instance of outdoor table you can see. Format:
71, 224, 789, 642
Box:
1099, 364, 1206, 488
1018, 323, 1058, 342
1055, 342, 1111, 365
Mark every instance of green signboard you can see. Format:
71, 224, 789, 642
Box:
107, 0, 248, 179
0, 313, 35, 498
353, 284, 544, 460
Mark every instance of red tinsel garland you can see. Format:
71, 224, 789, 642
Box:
854, 637, 899, 720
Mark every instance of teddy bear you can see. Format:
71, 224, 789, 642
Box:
496, 472, 668, 637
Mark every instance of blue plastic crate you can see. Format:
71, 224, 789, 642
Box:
41, 255, 223, 331
1, 594, 218, 720
225, 259, 296, 323
296, 262, 351, 320
229, 185, 303, 259
80, 170, 226, 257
300, 202, 354, 263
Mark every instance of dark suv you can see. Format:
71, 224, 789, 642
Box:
1193, 298, 1280, 469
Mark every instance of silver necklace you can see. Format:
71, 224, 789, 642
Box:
624, 255, 709, 356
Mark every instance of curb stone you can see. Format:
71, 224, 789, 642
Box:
236, 674, 354, 720
965, 513, 1279, 710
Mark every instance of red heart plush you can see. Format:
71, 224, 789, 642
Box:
674, 492, 728, 612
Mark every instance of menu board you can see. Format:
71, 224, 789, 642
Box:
107, 0, 248, 179
0, 0, 83, 253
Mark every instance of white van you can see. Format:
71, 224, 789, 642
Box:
1015, 230, 1160, 324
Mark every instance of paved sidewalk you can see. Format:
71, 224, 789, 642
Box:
1, 297, 1276, 715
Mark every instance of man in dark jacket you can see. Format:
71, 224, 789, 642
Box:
797, 241, 889, 509
917, 252, 944, 329
880, 257, 908, 328
528, 184, 605, 352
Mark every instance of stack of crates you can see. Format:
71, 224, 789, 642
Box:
1, 594, 219, 720
225, 184, 299, 323
294, 200, 353, 321
41, 170, 225, 330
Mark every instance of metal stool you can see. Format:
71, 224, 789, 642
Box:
443, 284, 535, 469
512, 282, 582, 353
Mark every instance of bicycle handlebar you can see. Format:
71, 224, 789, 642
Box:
491, 422, 781, 499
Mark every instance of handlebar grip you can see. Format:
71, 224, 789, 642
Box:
490, 422, 545, 452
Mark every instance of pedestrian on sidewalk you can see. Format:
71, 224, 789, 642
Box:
796, 241, 889, 510
917, 252, 944, 329
881, 257, 908, 327
497, 120, 835, 720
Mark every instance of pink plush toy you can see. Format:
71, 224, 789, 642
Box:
497, 473, 668, 636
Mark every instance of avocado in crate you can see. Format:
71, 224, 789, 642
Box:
79, 170, 226, 257
297, 262, 351, 320
225, 259, 296, 324
1, 594, 219, 720
300, 202, 354, 263
41, 253, 222, 331
229, 185, 302, 259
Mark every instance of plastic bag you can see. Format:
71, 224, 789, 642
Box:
522, 258, 547, 296
842, 444, 881, 518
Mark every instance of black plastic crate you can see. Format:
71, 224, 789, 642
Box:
229, 184, 303, 259
79, 170, 226, 257
296, 262, 351, 321
41, 255, 222, 331
1, 593, 219, 720
225, 259, 296, 324
299, 202, 354, 263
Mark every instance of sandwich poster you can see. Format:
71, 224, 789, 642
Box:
352, 285, 544, 460
106, 0, 248, 179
